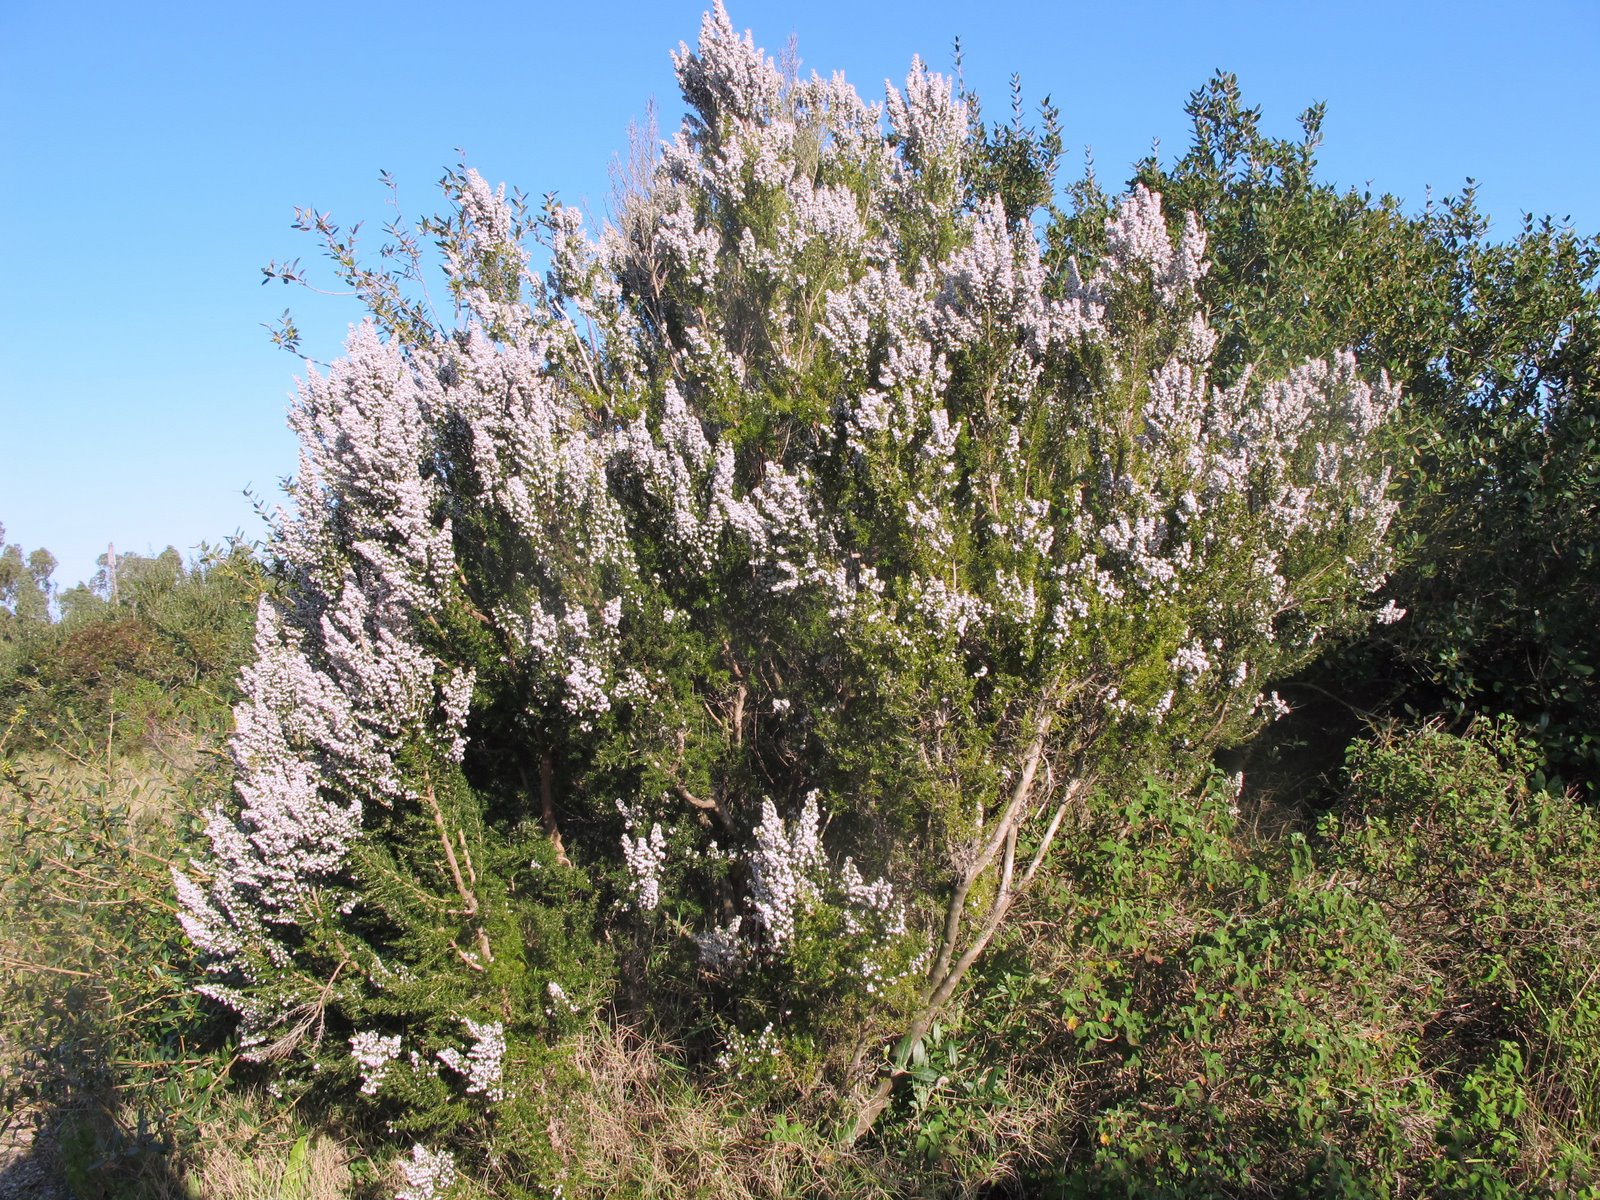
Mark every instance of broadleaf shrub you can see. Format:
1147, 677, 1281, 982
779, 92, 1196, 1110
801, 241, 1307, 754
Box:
877, 729, 1598, 1197
0, 538, 284, 1197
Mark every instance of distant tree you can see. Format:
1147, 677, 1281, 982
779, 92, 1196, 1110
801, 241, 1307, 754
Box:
0, 525, 57, 693
56, 545, 187, 623
0, 525, 56, 627
2, 541, 263, 751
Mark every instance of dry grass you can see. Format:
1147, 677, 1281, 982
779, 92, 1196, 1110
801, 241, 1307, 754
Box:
183, 1125, 350, 1200
0, 1097, 350, 1200
544, 1022, 909, 1200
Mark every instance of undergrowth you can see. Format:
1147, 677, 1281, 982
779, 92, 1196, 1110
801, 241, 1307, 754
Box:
3, 680, 1597, 1200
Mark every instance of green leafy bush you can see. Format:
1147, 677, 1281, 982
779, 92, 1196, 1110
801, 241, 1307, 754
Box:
862, 726, 1599, 1197
1, 541, 263, 757
1335, 722, 1600, 1194
0, 737, 232, 1194
0, 541, 266, 1196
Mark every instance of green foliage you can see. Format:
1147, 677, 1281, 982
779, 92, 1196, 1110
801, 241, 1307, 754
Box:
1050, 74, 1453, 389
1404, 361, 1600, 796
1335, 722, 1600, 1191
0, 528, 56, 628
1048, 73, 1600, 797
850, 726, 1600, 1197
892, 772, 1437, 1196
0, 539, 269, 1196
1, 540, 264, 756
0, 524, 58, 691
0, 735, 233, 1190
960, 59, 1064, 227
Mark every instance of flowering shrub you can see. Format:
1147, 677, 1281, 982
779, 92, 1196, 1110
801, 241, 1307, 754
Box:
181, 2, 1400, 1177
1062, 73, 1600, 802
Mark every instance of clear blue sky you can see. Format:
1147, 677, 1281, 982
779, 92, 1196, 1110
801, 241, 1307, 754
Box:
3, 0, 1596, 588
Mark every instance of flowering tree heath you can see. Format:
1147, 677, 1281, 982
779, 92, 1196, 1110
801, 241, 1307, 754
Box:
181, 3, 1400, 1166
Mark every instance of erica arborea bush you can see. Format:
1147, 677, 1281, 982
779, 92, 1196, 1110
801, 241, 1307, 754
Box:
178, 2, 1400, 1170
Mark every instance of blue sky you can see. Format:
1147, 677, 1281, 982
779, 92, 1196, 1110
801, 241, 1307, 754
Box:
3, 0, 1597, 588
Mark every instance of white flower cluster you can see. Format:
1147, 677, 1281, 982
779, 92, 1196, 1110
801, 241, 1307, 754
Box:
747, 792, 826, 949
1097, 182, 1210, 310
436, 1017, 506, 1102
885, 55, 969, 219
177, 323, 480, 1043
1224, 771, 1246, 818
1257, 691, 1294, 722
715, 1021, 784, 1079
544, 980, 580, 1017
619, 802, 668, 912
396, 1144, 457, 1200
350, 1030, 402, 1096
694, 916, 747, 975
1375, 600, 1407, 625
839, 858, 906, 937
444, 326, 643, 730
1170, 640, 1213, 686
725, 790, 911, 981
